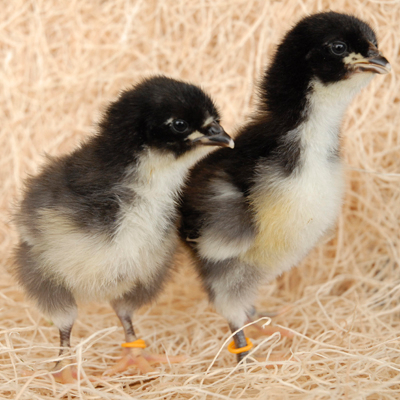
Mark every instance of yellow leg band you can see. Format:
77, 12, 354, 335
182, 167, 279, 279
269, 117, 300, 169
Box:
227, 337, 253, 354
121, 339, 146, 349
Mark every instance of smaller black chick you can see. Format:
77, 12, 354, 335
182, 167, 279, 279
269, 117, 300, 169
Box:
13, 76, 233, 382
180, 12, 390, 362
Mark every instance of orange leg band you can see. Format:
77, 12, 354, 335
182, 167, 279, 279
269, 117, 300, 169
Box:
227, 337, 253, 354
121, 339, 146, 349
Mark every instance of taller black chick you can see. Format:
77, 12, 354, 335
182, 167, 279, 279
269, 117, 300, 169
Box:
13, 76, 233, 382
180, 12, 391, 361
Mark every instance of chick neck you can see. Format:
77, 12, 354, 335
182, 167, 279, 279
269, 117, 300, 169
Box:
254, 56, 373, 175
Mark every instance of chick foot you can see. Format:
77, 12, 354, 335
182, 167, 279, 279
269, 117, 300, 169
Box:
21, 361, 80, 384
103, 348, 186, 376
246, 305, 293, 339
52, 363, 78, 384
245, 323, 294, 339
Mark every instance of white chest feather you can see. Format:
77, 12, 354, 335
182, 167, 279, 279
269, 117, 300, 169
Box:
241, 77, 371, 276
28, 147, 212, 301
244, 145, 344, 276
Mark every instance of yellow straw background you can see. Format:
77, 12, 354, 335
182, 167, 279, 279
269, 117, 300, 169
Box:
0, 1, 399, 398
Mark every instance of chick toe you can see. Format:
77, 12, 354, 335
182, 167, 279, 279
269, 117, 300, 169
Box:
103, 348, 185, 376
52, 364, 78, 384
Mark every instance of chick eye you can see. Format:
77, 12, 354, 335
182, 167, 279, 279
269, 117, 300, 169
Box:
171, 119, 189, 133
330, 41, 347, 56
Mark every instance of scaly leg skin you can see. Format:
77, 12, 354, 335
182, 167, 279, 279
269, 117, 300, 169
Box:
230, 326, 251, 363
104, 299, 185, 376
52, 324, 79, 384
22, 323, 80, 384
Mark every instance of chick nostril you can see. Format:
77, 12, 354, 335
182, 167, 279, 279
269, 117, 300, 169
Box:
367, 50, 380, 58
209, 127, 221, 136
207, 122, 223, 136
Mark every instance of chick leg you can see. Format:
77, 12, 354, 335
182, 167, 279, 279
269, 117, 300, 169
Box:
44, 298, 78, 383
229, 324, 251, 362
14, 242, 80, 382
200, 258, 262, 363
51, 320, 77, 383
104, 296, 185, 376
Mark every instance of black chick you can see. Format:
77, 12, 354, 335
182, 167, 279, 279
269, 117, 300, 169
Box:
179, 12, 391, 361
13, 76, 234, 382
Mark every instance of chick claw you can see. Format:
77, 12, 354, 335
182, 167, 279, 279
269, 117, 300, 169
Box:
103, 348, 186, 376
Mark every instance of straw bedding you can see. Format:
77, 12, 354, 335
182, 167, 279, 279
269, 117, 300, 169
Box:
1, 0, 399, 399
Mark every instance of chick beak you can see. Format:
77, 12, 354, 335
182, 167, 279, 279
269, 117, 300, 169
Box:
349, 45, 391, 74
189, 121, 235, 149
353, 55, 391, 74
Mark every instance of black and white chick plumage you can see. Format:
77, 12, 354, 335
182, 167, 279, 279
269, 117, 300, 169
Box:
13, 76, 233, 380
179, 12, 391, 361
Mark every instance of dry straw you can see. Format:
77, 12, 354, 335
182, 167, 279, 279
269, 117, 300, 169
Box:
1, 0, 399, 399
